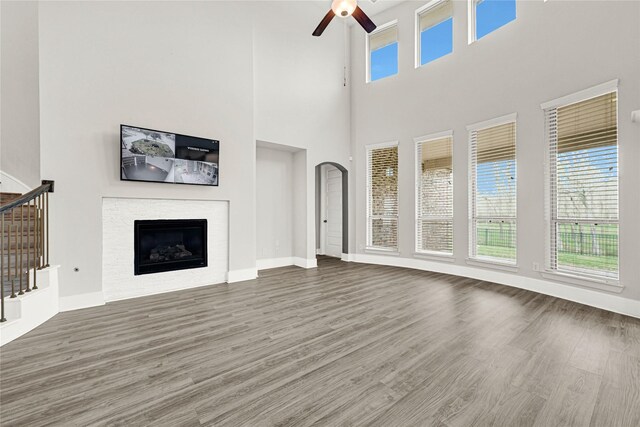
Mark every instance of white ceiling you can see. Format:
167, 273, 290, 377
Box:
356, 0, 409, 19
309, 0, 409, 25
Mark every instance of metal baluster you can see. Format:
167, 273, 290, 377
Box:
16, 207, 23, 295
32, 199, 37, 290
24, 204, 30, 292
38, 194, 43, 269
45, 192, 49, 267
41, 193, 45, 269
22, 204, 29, 293
27, 200, 31, 290
1, 213, 5, 322
9, 210, 15, 298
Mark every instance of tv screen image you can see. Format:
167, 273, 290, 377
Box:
121, 125, 219, 186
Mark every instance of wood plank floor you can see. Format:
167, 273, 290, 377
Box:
1, 257, 639, 426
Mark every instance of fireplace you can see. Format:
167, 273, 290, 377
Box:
134, 219, 207, 275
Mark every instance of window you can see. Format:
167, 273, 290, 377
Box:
468, 115, 517, 264
469, 0, 516, 43
416, 132, 453, 254
367, 21, 398, 82
544, 88, 618, 279
367, 142, 399, 250
416, 0, 453, 67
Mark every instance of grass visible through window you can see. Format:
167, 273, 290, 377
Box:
476, 223, 619, 274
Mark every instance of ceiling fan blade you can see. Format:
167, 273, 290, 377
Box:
313, 10, 335, 37
352, 6, 377, 33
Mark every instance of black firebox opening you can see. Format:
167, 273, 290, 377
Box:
134, 219, 207, 275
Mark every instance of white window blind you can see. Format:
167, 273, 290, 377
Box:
368, 21, 399, 82
370, 24, 398, 52
417, 0, 453, 67
419, 0, 453, 32
546, 91, 618, 278
367, 144, 399, 250
469, 120, 517, 263
416, 135, 453, 254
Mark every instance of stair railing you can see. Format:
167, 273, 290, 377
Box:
0, 180, 54, 322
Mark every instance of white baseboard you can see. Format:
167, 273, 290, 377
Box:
105, 277, 228, 303
256, 257, 317, 270
227, 267, 258, 283
341, 253, 354, 262
353, 254, 640, 319
256, 257, 294, 270
105, 274, 228, 302
59, 291, 105, 312
294, 257, 317, 269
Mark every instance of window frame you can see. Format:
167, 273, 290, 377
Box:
541, 80, 621, 286
366, 20, 399, 83
366, 141, 400, 252
414, 130, 454, 256
468, 0, 517, 44
466, 112, 518, 267
415, 0, 454, 68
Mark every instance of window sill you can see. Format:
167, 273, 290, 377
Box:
540, 271, 623, 294
365, 248, 400, 256
466, 258, 519, 273
367, 72, 399, 85
414, 252, 456, 263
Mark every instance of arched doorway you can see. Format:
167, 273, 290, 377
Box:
315, 162, 348, 258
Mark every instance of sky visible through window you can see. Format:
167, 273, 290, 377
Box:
477, 160, 515, 194
369, 0, 515, 79
476, 0, 516, 40
370, 42, 398, 81
421, 18, 453, 65
558, 149, 618, 180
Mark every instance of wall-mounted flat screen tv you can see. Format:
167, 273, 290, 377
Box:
120, 125, 219, 186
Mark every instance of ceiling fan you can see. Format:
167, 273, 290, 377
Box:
313, 0, 377, 37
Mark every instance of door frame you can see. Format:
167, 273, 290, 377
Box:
315, 162, 349, 256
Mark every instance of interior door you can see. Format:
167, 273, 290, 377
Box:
324, 166, 342, 258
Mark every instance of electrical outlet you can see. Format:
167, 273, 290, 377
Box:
532, 262, 540, 272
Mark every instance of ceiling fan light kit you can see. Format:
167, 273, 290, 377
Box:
332, 0, 357, 17
313, 0, 377, 37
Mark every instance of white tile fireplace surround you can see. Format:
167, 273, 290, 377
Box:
102, 197, 229, 301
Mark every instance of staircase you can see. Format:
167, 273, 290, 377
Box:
0, 192, 23, 205
1, 182, 56, 343
2, 203, 41, 299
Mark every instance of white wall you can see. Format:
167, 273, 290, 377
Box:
256, 146, 294, 261
38, 1, 256, 299
35, 1, 352, 301
16, 0, 638, 314
1, 1, 41, 189
292, 149, 308, 260
351, 1, 640, 301
253, 1, 353, 260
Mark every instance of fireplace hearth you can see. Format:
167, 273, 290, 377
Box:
134, 219, 207, 275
